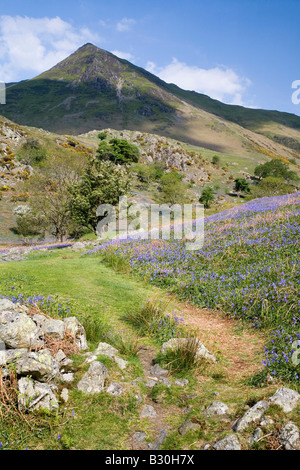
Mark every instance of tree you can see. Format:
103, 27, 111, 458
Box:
19, 153, 85, 241
254, 160, 299, 182
247, 176, 296, 199
212, 155, 220, 165
96, 138, 140, 165
199, 187, 215, 208
234, 178, 250, 197
69, 158, 132, 234
158, 171, 189, 205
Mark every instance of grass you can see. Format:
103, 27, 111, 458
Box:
0, 234, 298, 450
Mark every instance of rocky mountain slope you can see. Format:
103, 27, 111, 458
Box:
2, 44, 300, 164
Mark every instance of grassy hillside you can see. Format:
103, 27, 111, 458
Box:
2, 44, 300, 164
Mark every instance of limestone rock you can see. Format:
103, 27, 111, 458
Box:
140, 404, 157, 419
18, 377, 59, 412
64, 317, 88, 350
178, 419, 200, 435
269, 387, 300, 413
15, 349, 60, 382
203, 401, 229, 421
77, 361, 109, 394
232, 400, 269, 432
213, 435, 241, 450
278, 422, 300, 450
0, 312, 39, 349
106, 382, 124, 396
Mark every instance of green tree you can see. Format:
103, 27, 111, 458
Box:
69, 158, 132, 234
247, 176, 296, 199
199, 187, 215, 208
158, 171, 189, 205
234, 178, 251, 197
212, 155, 220, 165
19, 153, 84, 241
96, 138, 140, 165
254, 160, 298, 182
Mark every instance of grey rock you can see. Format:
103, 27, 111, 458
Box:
18, 377, 59, 412
71, 242, 86, 251
178, 419, 200, 436
269, 387, 300, 413
41, 318, 65, 340
0, 299, 16, 312
60, 372, 74, 383
158, 377, 172, 388
0, 348, 28, 366
0, 312, 40, 349
15, 349, 60, 382
203, 401, 229, 421
146, 379, 158, 388
175, 379, 189, 387
152, 429, 167, 450
150, 364, 168, 377
213, 435, 241, 450
61, 388, 69, 403
259, 416, 274, 427
133, 431, 147, 442
106, 382, 124, 396
140, 404, 157, 419
77, 361, 109, 394
232, 400, 269, 432
161, 337, 217, 362
278, 422, 300, 450
64, 317, 88, 350
114, 356, 129, 370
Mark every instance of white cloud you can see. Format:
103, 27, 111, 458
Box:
0, 15, 102, 82
116, 17, 136, 32
111, 50, 134, 61
146, 58, 251, 105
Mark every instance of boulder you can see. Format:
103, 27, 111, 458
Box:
269, 387, 300, 413
15, 349, 60, 382
278, 422, 300, 450
106, 382, 124, 396
77, 361, 109, 394
232, 400, 269, 432
140, 404, 157, 419
178, 419, 201, 436
213, 435, 241, 450
203, 401, 229, 421
18, 377, 59, 412
0, 312, 40, 349
64, 317, 88, 350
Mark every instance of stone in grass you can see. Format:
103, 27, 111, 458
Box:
278, 422, 300, 450
150, 364, 168, 377
178, 419, 201, 436
175, 379, 189, 387
269, 387, 300, 413
140, 404, 157, 419
203, 401, 229, 421
213, 435, 241, 451
77, 361, 109, 394
232, 400, 269, 432
18, 377, 59, 412
106, 382, 124, 396
133, 431, 147, 442
152, 429, 167, 450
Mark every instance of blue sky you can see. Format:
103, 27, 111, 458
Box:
0, 0, 299, 115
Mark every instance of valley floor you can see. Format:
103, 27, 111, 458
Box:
0, 248, 294, 451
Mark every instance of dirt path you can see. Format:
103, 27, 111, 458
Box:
171, 299, 265, 381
